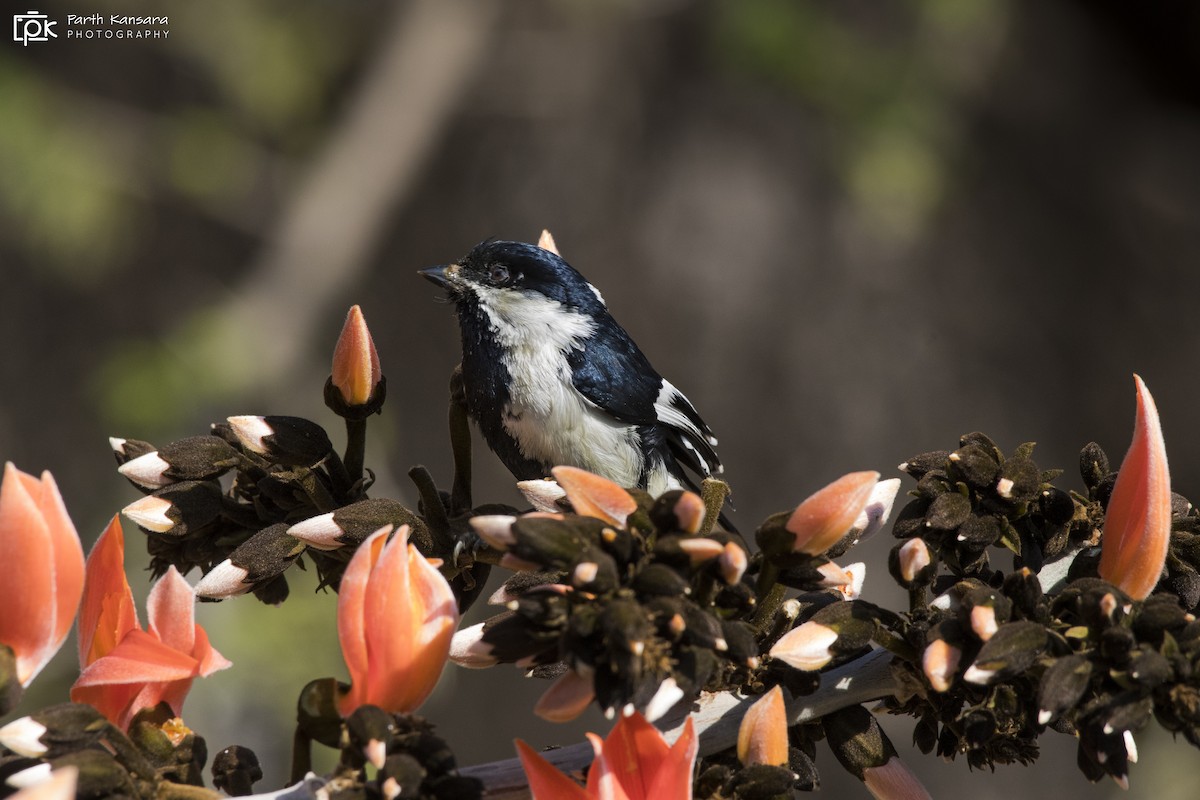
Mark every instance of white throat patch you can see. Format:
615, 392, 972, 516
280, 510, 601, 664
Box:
471, 283, 644, 486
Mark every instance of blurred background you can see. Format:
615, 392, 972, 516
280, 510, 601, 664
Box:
4, 0, 1200, 796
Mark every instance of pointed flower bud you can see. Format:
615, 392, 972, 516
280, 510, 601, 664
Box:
0, 464, 85, 688
0, 704, 106, 759
288, 499, 424, 551
336, 525, 459, 716
894, 538, 932, 585
226, 415, 333, 467
1098, 375, 1171, 600
516, 711, 697, 800
517, 479, 567, 513
771, 601, 878, 672
962, 620, 1047, 685
194, 523, 306, 600
738, 685, 789, 767
1036, 653, 1092, 725
787, 471, 881, 555
719, 541, 749, 585
121, 480, 223, 536
537, 228, 560, 255
332, 306, 382, 407
330, 305, 384, 412
829, 478, 902, 557
922, 639, 961, 693
8, 765, 77, 800
116, 436, 238, 490
551, 466, 637, 527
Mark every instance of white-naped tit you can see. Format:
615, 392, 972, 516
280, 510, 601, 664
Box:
420, 238, 723, 500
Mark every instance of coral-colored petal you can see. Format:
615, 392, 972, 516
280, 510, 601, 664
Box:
336, 527, 389, 715
862, 755, 933, 800
77, 517, 139, 668
72, 629, 198, 687
533, 669, 595, 722
786, 471, 881, 555
191, 624, 232, 677
516, 739, 590, 800
738, 686, 788, 767
70, 681, 142, 729
146, 568, 196, 655
649, 717, 697, 800
0, 463, 57, 685
552, 466, 637, 527
362, 527, 458, 713
1099, 375, 1172, 600
33, 472, 85, 657
597, 712, 671, 800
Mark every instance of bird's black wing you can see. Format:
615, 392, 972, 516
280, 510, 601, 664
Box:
567, 324, 721, 481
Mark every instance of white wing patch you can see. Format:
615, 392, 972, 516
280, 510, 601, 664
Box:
654, 380, 721, 477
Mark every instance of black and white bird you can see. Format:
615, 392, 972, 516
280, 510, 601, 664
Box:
420, 237, 722, 499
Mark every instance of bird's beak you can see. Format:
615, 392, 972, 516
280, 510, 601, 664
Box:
419, 264, 453, 288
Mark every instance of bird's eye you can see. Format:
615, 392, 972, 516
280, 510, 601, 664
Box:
489, 265, 510, 284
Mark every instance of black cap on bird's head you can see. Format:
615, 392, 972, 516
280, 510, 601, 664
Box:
419, 240, 606, 313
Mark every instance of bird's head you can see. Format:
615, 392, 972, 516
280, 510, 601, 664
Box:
420, 240, 607, 322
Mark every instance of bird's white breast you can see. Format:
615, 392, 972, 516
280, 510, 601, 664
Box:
473, 287, 646, 487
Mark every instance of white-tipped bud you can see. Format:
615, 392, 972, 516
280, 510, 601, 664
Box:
677, 537, 725, 564
816, 562, 851, 588
226, 415, 274, 455
117, 451, 173, 489
962, 664, 996, 685
448, 622, 498, 669
970, 605, 999, 641
121, 495, 175, 533
840, 562, 866, 600
719, 542, 749, 585
850, 478, 902, 542
643, 677, 684, 723
0, 717, 48, 758
287, 512, 343, 551
572, 562, 599, 586
922, 639, 961, 693
898, 538, 931, 583
5, 762, 53, 790
996, 477, 1015, 499
469, 515, 518, 550
516, 479, 566, 513
193, 559, 252, 599
769, 622, 839, 671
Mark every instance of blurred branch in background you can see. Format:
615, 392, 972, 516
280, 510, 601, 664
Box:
94, 0, 499, 434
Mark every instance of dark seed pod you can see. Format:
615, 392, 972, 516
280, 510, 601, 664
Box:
899, 450, 950, 480
1078, 443, 1110, 493
925, 493, 971, 531
1037, 654, 1092, 725
949, 444, 1001, 489
211, 745, 263, 796
962, 621, 1047, 685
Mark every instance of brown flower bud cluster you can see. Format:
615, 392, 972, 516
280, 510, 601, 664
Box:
453, 483, 758, 723
112, 418, 432, 605
879, 432, 1200, 788
0, 702, 233, 799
